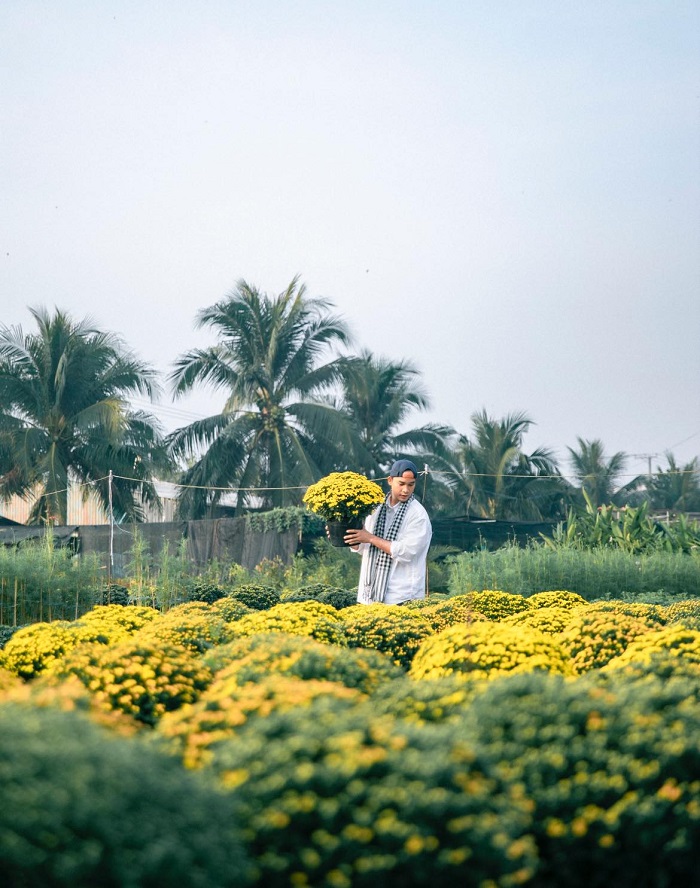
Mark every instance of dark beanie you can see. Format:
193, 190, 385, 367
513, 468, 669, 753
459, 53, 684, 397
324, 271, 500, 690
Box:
388, 459, 418, 478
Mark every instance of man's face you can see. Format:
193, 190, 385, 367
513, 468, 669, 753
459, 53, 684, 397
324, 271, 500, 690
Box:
387, 470, 416, 505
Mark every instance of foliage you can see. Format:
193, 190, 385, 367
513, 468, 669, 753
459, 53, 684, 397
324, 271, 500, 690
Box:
665, 598, 700, 625
447, 542, 700, 600
207, 697, 537, 887
245, 506, 325, 534
566, 436, 632, 508
158, 674, 364, 769
208, 597, 254, 622
227, 601, 346, 646
303, 471, 385, 523
526, 589, 587, 609
410, 621, 571, 681
369, 675, 479, 724
48, 638, 212, 726
186, 579, 227, 604
603, 625, 700, 671
100, 583, 131, 606
0, 532, 102, 625
0, 704, 251, 887
582, 600, 667, 629
317, 587, 359, 609
502, 606, 575, 635
167, 277, 355, 517
0, 306, 165, 524
412, 597, 489, 633
647, 452, 700, 512
448, 589, 531, 621
202, 631, 403, 693
463, 671, 700, 886
341, 604, 434, 669
228, 583, 281, 610
77, 603, 160, 640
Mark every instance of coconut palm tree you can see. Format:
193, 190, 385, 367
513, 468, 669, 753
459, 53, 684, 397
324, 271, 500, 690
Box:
566, 437, 635, 508
446, 410, 566, 520
167, 277, 355, 517
647, 452, 700, 513
329, 349, 454, 479
0, 307, 165, 524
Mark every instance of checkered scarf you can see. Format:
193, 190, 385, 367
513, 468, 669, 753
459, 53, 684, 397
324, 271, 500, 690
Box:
364, 495, 414, 603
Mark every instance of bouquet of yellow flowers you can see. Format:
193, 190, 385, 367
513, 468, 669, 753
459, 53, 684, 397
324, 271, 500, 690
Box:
303, 472, 385, 524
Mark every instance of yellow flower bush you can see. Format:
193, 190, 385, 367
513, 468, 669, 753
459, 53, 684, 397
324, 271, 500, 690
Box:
581, 601, 667, 630
451, 590, 532, 621
664, 598, 700, 627
558, 611, 651, 673
202, 631, 402, 693
302, 471, 384, 522
503, 606, 575, 635
48, 639, 212, 726
158, 674, 364, 768
226, 600, 346, 646
341, 604, 434, 669
208, 597, 254, 622
133, 601, 236, 654
75, 604, 160, 641
527, 590, 588, 610
1, 621, 110, 680
603, 625, 700, 672
415, 598, 489, 633
409, 621, 571, 681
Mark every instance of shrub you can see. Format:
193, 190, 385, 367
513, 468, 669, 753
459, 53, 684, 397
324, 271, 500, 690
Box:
415, 598, 489, 633
410, 622, 570, 681
665, 598, 700, 626
208, 597, 254, 622
0, 665, 20, 693
318, 587, 358, 610
207, 697, 536, 887
1, 621, 110, 680
49, 639, 212, 726
449, 590, 531, 621
502, 606, 575, 635
228, 584, 281, 611
227, 601, 346, 646
463, 671, 700, 886
202, 631, 403, 692
341, 605, 434, 669
100, 583, 130, 606
134, 602, 235, 654
0, 625, 21, 649
603, 625, 700, 672
558, 611, 652, 673
158, 674, 364, 768
582, 600, 668, 630
186, 580, 227, 604
75, 604, 160, 641
369, 676, 479, 724
0, 704, 251, 886
526, 590, 587, 610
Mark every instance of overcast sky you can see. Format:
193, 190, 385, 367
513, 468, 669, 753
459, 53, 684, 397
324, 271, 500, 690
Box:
2, 1, 699, 482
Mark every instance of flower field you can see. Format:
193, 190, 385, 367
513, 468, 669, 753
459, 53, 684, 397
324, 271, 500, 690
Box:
1, 587, 700, 886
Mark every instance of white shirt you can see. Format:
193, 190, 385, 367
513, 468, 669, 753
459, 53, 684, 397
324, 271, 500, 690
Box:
356, 497, 432, 605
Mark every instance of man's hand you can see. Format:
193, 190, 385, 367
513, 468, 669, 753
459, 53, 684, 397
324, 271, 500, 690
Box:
343, 527, 372, 546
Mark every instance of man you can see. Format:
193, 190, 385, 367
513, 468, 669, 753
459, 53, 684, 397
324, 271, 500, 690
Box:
344, 459, 432, 605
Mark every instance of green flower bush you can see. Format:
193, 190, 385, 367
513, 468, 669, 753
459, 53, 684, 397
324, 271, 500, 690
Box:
227, 601, 346, 646
1, 621, 110, 680
369, 676, 479, 724
202, 632, 403, 693
558, 611, 651, 673
48, 639, 212, 726
410, 622, 570, 681
207, 697, 537, 887
185, 579, 227, 604
302, 471, 384, 523
0, 704, 252, 887
526, 590, 587, 610
228, 583, 281, 611
158, 674, 364, 769
134, 601, 235, 654
462, 671, 700, 886
341, 605, 434, 669
318, 587, 358, 610
503, 606, 575, 635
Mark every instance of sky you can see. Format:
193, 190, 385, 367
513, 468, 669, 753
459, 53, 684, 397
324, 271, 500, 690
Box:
2, 0, 699, 484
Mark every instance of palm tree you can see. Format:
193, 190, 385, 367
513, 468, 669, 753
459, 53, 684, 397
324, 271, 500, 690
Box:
566, 437, 635, 508
167, 277, 355, 517
329, 349, 454, 479
647, 452, 700, 513
0, 307, 165, 524
446, 410, 566, 520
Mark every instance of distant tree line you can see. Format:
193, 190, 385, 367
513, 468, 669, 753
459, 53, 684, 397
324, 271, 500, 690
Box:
1, 279, 698, 525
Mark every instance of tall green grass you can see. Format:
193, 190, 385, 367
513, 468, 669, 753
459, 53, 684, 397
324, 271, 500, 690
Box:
447, 542, 700, 602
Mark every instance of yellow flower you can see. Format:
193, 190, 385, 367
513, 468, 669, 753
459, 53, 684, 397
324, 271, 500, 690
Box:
303, 472, 384, 523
